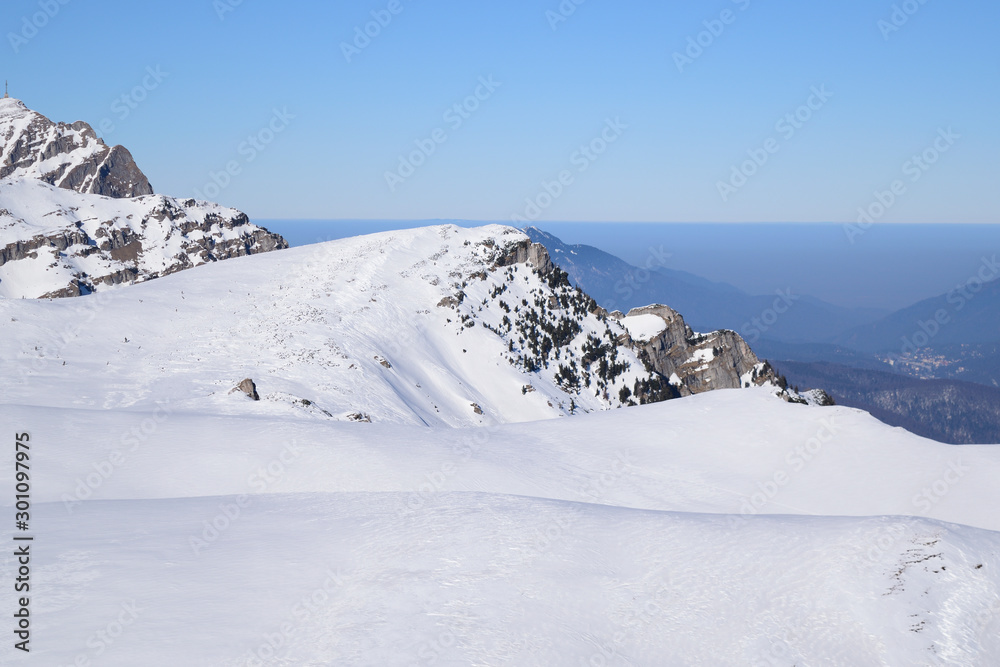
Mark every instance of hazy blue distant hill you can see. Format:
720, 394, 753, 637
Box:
524, 227, 886, 344
771, 360, 1000, 445
835, 276, 1000, 354
750, 340, 890, 370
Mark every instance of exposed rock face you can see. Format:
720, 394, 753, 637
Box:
0, 179, 289, 299
615, 304, 771, 396
492, 238, 788, 402
0, 98, 288, 299
495, 239, 554, 274
0, 98, 153, 198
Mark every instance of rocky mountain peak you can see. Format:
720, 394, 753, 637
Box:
0, 97, 153, 198
0, 99, 287, 299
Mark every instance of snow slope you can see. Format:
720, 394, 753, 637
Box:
2, 224, 1000, 665
6, 494, 999, 666
1, 224, 721, 426
2, 392, 1000, 665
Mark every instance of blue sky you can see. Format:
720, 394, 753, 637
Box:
2, 0, 998, 223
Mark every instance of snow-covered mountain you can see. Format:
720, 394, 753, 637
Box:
0, 96, 152, 197
2, 224, 802, 426
2, 220, 999, 664
0, 98, 288, 298
0, 178, 287, 298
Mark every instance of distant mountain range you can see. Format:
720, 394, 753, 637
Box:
525, 226, 1000, 443
772, 360, 1000, 444
834, 270, 1000, 353
523, 227, 887, 344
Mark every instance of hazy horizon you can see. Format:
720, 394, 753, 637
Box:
260, 219, 1000, 312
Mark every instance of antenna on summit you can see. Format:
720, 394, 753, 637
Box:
3, 81, 8, 99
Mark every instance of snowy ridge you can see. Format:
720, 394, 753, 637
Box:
1, 224, 795, 426
0, 178, 287, 298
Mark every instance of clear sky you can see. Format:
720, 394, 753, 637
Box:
2, 0, 998, 223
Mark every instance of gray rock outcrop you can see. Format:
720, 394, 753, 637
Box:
234, 378, 260, 401
0, 98, 153, 197
613, 304, 784, 397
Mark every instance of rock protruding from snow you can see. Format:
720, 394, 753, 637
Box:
613, 304, 787, 398
0, 97, 153, 198
495, 238, 554, 274
0, 179, 288, 298
233, 378, 260, 401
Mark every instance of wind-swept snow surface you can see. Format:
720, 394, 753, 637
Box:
2, 225, 999, 665
2, 390, 1000, 665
